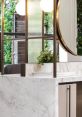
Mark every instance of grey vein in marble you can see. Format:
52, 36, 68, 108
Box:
0, 77, 56, 117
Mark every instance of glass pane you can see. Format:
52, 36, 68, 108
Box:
44, 13, 53, 34
4, 35, 25, 65
28, 39, 42, 63
44, 39, 53, 50
28, 0, 42, 37
35, 39, 54, 64
3, 0, 26, 64
44, 39, 59, 62
0, 3, 1, 31
4, 35, 12, 65
4, 0, 16, 32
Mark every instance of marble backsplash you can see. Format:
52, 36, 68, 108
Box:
26, 62, 82, 78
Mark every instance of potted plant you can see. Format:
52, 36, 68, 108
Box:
37, 48, 53, 64
36, 40, 54, 73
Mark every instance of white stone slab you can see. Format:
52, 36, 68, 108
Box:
1, 62, 82, 117
0, 76, 56, 117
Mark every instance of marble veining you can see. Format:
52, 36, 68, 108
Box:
0, 62, 82, 117
0, 75, 82, 117
26, 62, 82, 77
0, 76, 56, 117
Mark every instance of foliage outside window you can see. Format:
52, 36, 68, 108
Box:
4, 0, 16, 64
77, 0, 82, 55
37, 12, 54, 64
44, 12, 53, 34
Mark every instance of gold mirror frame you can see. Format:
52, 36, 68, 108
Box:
56, 0, 77, 56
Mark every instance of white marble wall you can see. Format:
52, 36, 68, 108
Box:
0, 75, 82, 117
1, 76, 82, 117
0, 76, 57, 117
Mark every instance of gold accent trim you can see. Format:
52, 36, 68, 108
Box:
56, 0, 77, 56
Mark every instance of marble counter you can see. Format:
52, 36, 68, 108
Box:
0, 75, 82, 117
0, 76, 56, 117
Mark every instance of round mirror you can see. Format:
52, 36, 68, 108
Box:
56, 0, 78, 55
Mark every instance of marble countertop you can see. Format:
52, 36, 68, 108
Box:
56, 74, 82, 84
1, 72, 82, 83
0, 76, 56, 117
0, 74, 82, 117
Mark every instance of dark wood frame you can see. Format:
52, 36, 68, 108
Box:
1, 0, 4, 75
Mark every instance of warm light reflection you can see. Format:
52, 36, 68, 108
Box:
16, 0, 53, 16
16, 0, 34, 16
40, 0, 53, 12
16, 0, 25, 16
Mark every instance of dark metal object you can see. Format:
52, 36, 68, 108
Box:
53, 0, 57, 78
20, 64, 25, 76
66, 85, 71, 117
25, 0, 28, 63
42, 11, 44, 51
3, 34, 54, 40
4, 32, 25, 36
1, 0, 4, 74
0, 32, 1, 72
4, 64, 21, 74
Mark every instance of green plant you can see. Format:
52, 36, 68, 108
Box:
4, 0, 16, 64
77, 0, 82, 55
37, 40, 54, 64
44, 13, 53, 34
37, 49, 53, 64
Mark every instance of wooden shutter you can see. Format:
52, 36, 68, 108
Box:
18, 41, 25, 63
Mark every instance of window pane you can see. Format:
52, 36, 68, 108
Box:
28, 39, 42, 63
28, 0, 42, 37
44, 13, 53, 35
0, 3, 1, 31
4, 0, 16, 32
4, 35, 25, 65
44, 40, 53, 51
